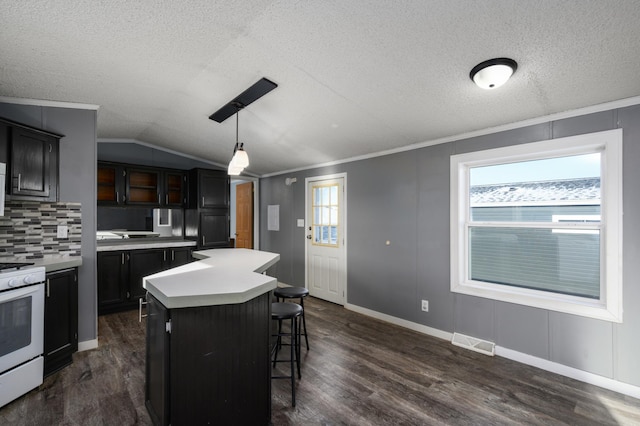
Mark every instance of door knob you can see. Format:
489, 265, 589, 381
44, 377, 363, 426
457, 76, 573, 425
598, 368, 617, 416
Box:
306, 235, 312, 239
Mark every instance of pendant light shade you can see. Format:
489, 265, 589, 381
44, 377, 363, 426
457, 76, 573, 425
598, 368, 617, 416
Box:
228, 161, 244, 175
470, 58, 517, 90
227, 109, 249, 175
232, 144, 249, 168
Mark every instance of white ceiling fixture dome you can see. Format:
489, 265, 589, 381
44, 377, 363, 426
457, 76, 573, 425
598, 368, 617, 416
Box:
470, 58, 518, 90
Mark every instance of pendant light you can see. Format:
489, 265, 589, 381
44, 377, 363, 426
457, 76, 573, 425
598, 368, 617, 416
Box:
228, 109, 249, 175
470, 58, 518, 90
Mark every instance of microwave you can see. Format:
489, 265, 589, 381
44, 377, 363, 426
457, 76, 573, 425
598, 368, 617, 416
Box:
0, 162, 5, 216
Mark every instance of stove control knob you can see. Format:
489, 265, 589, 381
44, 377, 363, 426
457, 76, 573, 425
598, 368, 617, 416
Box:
7, 278, 21, 288
23, 274, 39, 285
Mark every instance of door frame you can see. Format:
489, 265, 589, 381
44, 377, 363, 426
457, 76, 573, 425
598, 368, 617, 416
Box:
304, 172, 348, 305
231, 177, 260, 249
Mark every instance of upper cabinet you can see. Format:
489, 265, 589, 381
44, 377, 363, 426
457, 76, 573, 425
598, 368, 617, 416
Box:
185, 169, 230, 249
189, 168, 229, 209
0, 117, 62, 202
97, 162, 187, 207
97, 162, 125, 205
126, 167, 161, 206
163, 170, 187, 207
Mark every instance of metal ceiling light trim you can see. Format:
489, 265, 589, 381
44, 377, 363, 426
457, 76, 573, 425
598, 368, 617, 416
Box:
470, 58, 518, 90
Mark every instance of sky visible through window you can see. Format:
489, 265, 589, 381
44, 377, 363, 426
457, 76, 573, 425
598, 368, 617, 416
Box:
470, 153, 601, 185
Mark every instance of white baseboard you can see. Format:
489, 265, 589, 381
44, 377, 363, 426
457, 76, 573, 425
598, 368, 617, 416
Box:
344, 302, 640, 399
78, 339, 98, 352
344, 303, 453, 341
496, 346, 640, 400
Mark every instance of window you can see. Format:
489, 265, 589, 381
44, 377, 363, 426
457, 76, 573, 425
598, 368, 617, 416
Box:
311, 183, 340, 246
450, 129, 623, 322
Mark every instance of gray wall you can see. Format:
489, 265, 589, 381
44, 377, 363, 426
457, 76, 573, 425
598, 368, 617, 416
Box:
98, 142, 222, 170
259, 104, 640, 387
0, 102, 97, 343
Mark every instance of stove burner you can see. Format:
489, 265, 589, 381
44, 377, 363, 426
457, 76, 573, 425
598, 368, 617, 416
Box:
0, 262, 35, 271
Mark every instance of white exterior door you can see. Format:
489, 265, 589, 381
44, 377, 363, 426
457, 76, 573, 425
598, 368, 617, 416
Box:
305, 175, 346, 305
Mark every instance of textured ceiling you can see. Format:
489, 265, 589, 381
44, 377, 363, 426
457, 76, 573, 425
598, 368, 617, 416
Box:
1, 1, 640, 176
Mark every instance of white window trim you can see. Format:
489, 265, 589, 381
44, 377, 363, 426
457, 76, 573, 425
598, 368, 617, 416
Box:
450, 129, 623, 322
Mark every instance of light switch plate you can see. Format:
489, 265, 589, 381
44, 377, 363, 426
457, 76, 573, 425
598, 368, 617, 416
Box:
297, 219, 305, 227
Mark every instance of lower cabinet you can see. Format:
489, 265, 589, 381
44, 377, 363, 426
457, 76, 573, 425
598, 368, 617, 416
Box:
44, 268, 78, 377
145, 292, 272, 425
129, 249, 167, 303
98, 247, 194, 315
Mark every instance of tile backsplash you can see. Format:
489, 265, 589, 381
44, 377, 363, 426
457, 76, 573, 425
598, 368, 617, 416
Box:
0, 201, 82, 260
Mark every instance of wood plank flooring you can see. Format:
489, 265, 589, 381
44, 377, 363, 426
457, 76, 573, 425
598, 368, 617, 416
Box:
2, 296, 640, 425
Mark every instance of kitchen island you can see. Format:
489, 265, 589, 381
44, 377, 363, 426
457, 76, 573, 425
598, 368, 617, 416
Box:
142, 248, 279, 426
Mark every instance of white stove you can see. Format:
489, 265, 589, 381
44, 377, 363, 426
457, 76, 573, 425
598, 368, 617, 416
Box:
0, 262, 46, 408
0, 263, 45, 290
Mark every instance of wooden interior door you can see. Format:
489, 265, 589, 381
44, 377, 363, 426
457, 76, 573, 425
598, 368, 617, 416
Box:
235, 182, 253, 248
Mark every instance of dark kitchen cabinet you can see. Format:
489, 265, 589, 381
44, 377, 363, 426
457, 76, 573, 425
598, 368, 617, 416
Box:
145, 293, 170, 426
129, 249, 166, 301
97, 251, 128, 314
186, 169, 230, 249
163, 170, 187, 207
98, 247, 194, 315
97, 162, 187, 207
145, 291, 271, 425
200, 210, 230, 248
188, 168, 229, 209
165, 247, 192, 267
126, 167, 161, 206
97, 162, 125, 205
185, 209, 230, 249
44, 268, 78, 377
0, 117, 62, 202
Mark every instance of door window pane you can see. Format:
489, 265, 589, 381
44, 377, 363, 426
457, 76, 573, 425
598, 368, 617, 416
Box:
312, 183, 340, 247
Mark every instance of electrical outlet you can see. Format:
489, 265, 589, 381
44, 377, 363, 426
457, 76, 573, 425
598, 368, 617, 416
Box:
421, 300, 429, 312
57, 225, 68, 239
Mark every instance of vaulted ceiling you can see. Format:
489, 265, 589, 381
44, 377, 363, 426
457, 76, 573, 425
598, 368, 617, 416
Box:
1, 1, 639, 176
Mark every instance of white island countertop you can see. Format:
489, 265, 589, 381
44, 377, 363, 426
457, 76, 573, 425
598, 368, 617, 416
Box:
143, 248, 280, 309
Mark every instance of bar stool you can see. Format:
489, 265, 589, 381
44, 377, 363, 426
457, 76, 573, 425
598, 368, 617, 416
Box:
271, 302, 303, 406
274, 286, 310, 350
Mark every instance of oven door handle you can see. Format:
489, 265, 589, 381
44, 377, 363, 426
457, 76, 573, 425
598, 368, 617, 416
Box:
0, 283, 44, 303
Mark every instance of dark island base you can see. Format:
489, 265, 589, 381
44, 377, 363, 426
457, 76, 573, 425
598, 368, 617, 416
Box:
145, 292, 272, 425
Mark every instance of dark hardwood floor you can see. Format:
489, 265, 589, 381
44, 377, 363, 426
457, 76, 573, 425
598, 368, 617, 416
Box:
2, 296, 640, 425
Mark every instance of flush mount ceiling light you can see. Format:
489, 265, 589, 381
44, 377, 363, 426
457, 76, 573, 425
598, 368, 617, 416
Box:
470, 58, 518, 90
209, 77, 278, 176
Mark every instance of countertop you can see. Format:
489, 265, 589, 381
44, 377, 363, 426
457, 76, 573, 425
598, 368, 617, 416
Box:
143, 248, 279, 309
3, 256, 83, 273
97, 238, 197, 252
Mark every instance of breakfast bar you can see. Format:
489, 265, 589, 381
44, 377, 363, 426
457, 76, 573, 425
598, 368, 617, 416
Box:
142, 249, 280, 426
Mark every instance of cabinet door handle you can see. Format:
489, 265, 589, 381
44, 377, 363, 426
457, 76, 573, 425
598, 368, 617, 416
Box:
202, 196, 205, 207
17, 173, 21, 191
116, 191, 119, 204
46, 278, 50, 297
49, 144, 52, 153
127, 253, 130, 261
158, 193, 161, 204
202, 236, 206, 246
163, 250, 167, 262
166, 194, 168, 204
139, 297, 148, 322
172, 250, 175, 261
121, 253, 125, 265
